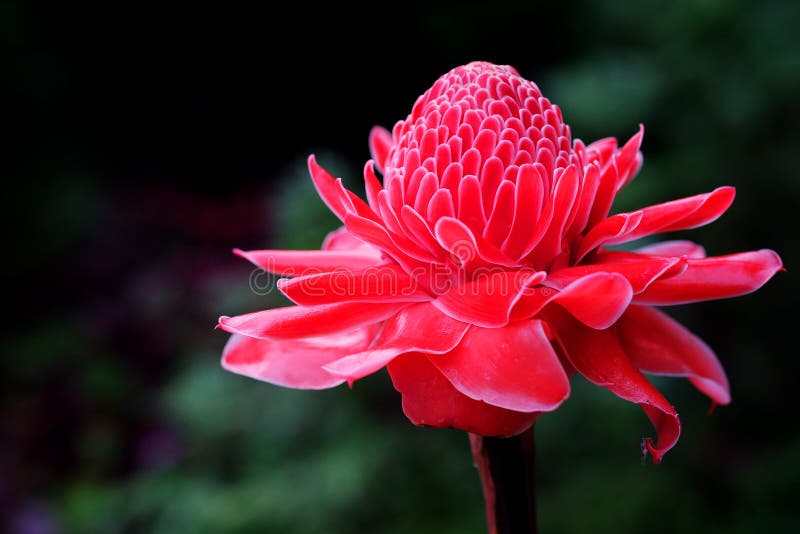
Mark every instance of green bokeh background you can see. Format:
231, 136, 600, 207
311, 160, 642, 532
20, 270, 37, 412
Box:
4, 1, 798, 532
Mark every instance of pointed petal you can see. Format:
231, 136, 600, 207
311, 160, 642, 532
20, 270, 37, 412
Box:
388, 352, 539, 436
634, 249, 783, 305
548, 272, 633, 329
221, 326, 377, 389
322, 303, 469, 382
363, 161, 383, 210
548, 309, 680, 464
615, 306, 730, 405
576, 211, 643, 262
307, 155, 351, 221
635, 240, 706, 259
399, 205, 447, 260
513, 272, 633, 329
218, 301, 407, 340
547, 251, 687, 293
430, 320, 570, 412
432, 270, 546, 327
344, 213, 436, 272
434, 216, 517, 269
277, 264, 432, 305
613, 124, 644, 190
308, 156, 381, 223
604, 187, 736, 247
234, 248, 382, 276
530, 165, 580, 262
369, 126, 393, 173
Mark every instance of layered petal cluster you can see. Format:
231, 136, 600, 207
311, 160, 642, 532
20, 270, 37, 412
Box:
219, 62, 782, 463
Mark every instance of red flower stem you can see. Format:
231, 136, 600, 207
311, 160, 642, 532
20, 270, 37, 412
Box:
470, 426, 537, 534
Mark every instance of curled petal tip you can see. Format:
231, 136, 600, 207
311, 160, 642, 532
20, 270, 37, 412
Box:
643, 437, 663, 466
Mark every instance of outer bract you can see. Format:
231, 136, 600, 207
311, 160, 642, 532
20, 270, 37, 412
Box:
219, 62, 782, 464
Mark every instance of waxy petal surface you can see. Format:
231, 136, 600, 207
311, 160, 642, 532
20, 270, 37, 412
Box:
616, 306, 730, 405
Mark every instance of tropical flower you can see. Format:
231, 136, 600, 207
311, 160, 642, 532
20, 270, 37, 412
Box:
218, 62, 782, 463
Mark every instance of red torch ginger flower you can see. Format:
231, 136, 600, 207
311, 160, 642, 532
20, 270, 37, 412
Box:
218, 62, 782, 464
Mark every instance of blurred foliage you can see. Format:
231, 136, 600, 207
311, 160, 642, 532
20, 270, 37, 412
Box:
3, 0, 799, 532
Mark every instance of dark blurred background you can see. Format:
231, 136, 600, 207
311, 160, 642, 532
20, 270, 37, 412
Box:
3, 1, 798, 532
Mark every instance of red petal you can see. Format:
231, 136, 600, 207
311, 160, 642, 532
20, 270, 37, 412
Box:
388, 352, 538, 437
363, 161, 383, 211
605, 187, 736, 247
221, 326, 377, 389
399, 205, 448, 259
218, 301, 407, 340
548, 251, 687, 293
369, 126, 393, 173
234, 248, 382, 276
457, 175, 487, 235
430, 320, 570, 412
548, 309, 680, 464
322, 303, 469, 382
613, 124, 644, 190
432, 270, 546, 327
634, 249, 783, 305
502, 164, 548, 260
321, 226, 371, 251
549, 272, 633, 329
344, 213, 434, 272
308, 156, 381, 224
530, 166, 580, 263
483, 179, 516, 248
635, 240, 706, 258
434, 216, 517, 269
576, 211, 643, 262
615, 306, 730, 405
307, 155, 352, 221
277, 264, 432, 305
512, 272, 633, 329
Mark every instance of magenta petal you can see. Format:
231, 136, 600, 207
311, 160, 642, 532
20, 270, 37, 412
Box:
511, 272, 633, 329
615, 306, 730, 405
605, 186, 736, 246
434, 216, 517, 268
278, 264, 432, 305
576, 211, 643, 261
323, 303, 469, 382
430, 320, 570, 412
634, 249, 783, 305
548, 252, 687, 294
344, 213, 435, 273
549, 309, 680, 464
234, 248, 382, 276
222, 326, 377, 389
388, 352, 539, 437
321, 226, 372, 251
432, 270, 546, 327
369, 126, 393, 173
363, 161, 383, 210
307, 155, 352, 221
550, 272, 633, 329
218, 301, 408, 340
635, 240, 707, 259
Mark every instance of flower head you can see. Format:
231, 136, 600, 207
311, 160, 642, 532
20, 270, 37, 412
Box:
218, 62, 782, 464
